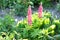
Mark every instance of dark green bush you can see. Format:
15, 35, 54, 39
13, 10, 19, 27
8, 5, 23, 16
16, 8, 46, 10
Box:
0, 0, 30, 16
56, 3, 60, 13
0, 0, 60, 16
30, 0, 55, 8
0, 14, 17, 40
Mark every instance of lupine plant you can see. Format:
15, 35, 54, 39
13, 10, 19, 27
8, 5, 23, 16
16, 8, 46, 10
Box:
38, 2, 43, 18
16, 3, 60, 40
27, 5, 32, 25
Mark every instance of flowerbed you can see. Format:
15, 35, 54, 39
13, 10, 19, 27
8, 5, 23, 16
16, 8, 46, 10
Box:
0, 12, 60, 40
16, 12, 60, 40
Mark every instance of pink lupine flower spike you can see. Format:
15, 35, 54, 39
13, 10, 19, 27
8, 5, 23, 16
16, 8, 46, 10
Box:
27, 5, 32, 25
38, 2, 43, 18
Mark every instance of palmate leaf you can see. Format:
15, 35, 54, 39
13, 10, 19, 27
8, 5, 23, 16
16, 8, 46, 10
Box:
30, 29, 41, 38
22, 28, 28, 38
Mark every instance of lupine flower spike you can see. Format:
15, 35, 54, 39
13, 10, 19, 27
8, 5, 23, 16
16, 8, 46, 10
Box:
27, 5, 32, 25
38, 2, 43, 18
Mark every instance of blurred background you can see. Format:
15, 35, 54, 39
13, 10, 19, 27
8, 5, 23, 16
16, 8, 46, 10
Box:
0, 0, 60, 16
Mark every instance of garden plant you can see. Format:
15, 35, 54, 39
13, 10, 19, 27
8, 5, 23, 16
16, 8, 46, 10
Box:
0, 2, 60, 40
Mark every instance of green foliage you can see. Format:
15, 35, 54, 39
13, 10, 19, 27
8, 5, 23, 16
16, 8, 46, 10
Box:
0, 0, 31, 16
0, 0, 60, 17
30, 0, 53, 8
0, 12, 60, 40
16, 12, 60, 40
0, 15, 16, 40
56, 3, 60, 13
56, 1, 60, 12
0, 15, 15, 32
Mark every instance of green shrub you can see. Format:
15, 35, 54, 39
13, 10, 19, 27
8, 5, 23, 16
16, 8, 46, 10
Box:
0, 0, 31, 16
0, 15, 16, 40
0, 11, 60, 40
56, 3, 60, 13
0, 0, 60, 17
30, 0, 53, 7
16, 12, 60, 40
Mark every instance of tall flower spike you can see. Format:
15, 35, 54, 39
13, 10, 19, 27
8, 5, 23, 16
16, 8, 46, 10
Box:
27, 5, 32, 25
38, 2, 43, 18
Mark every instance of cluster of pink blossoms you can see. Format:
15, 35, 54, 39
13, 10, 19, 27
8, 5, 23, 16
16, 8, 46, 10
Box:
27, 2, 43, 25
